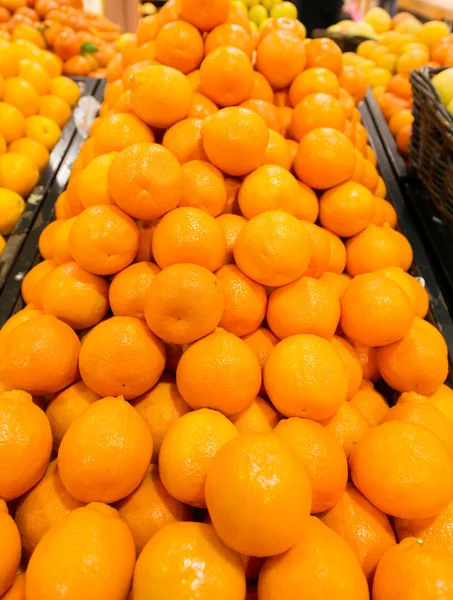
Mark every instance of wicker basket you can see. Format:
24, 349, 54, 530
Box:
409, 66, 453, 223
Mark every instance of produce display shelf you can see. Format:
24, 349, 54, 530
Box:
359, 100, 453, 368
0, 78, 106, 329
0, 77, 100, 298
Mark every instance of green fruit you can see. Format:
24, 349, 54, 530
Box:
270, 1, 297, 19
249, 4, 268, 24
447, 98, 453, 116
432, 67, 453, 108
231, 0, 248, 14
244, 0, 260, 6
262, 0, 278, 10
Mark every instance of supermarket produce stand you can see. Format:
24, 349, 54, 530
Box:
0, 78, 106, 329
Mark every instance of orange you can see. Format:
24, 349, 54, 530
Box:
319, 271, 351, 298
52, 216, 76, 264
349, 388, 389, 426
256, 31, 306, 90
202, 107, 269, 176
180, 0, 230, 32
388, 109, 413, 136
45, 381, 100, 450
109, 261, 160, 320
158, 407, 237, 507
176, 328, 261, 414
216, 264, 267, 337
223, 177, 241, 214
49, 75, 81, 107
396, 123, 411, 154
79, 317, 165, 400
205, 432, 311, 556
199, 46, 254, 107
0, 152, 39, 196
187, 91, 218, 118
17, 58, 51, 95
351, 420, 453, 519
321, 484, 396, 583
239, 98, 279, 130
152, 207, 227, 272
305, 37, 343, 75
1, 573, 24, 600
264, 334, 348, 420
58, 396, 152, 504
77, 151, 117, 208
186, 68, 200, 91
227, 2, 251, 33
338, 88, 355, 120
144, 263, 224, 344
21, 259, 56, 307
377, 317, 448, 395
345, 224, 402, 276
331, 335, 363, 400
376, 179, 389, 201
25, 114, 61, 150
136, 14, 159, 45
301, 222, 331, 278
92, 112, 154, 156
340, 272, 415, 347
69, 205, 140, 275
25, 503, 135, 600
0, 501, 21, 597
397, 47, 429, 75
0, 391, 52, 501
3, 76, 39, 117
38, 220, 62, 259
427, 384, 453, 426
155, 20, 204, 74
130, 374, 191, 462
319, 181, 376, 238
258, 516, 369, 600
217, 213, 247, 263
338, 65, 368, 104
0, 308, 45, 345
241, 326, 279, 395
38, 94, 71, 128
387, 73, 412, 99
238, 164, 301, 219
0, 315, 79, 395
15, 460, 84, 558
8, 137, 49, 171
324, 230, 347, 274
267, 276, 340, 340
41, 262, 109, 330
114, 464, 193, 554
294, 181, 319, 222
162, 117, 206, 164
349, 341, 380, 382
262, 127, 291, 169
321, 401, 370, 458
180, 159, 226, 216
0, 43, 19, 79
133, 522, 245, 600
394, 498, 453, 553
205, 23, 253, 59
259, 16, 306, 42
230, 396, 279, 433
234, 211, 311, 287
375, 266, 429, 318
290, 67, 340, 106
275, 417, 347, 513
372, 538, 453, 600
294, 127, 356, 190
109, 143, 182, 220
276, 105, 293, 139
291, 93, 346, 141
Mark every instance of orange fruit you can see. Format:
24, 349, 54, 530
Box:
345, 224, 402, 276
155, 20, 204, 74
0, 43, 19, 79
349, 341, 380, 382
223, 177, 241, 214
130, 64, 192, 128
376, 317, 448, 395
267, 276, 340, 340
1, 572, 23, 600
349, 387, 390, 426
372, 537, 453, 600
387, 73, 412, 99
330, 335, 363, 400
58, 396, 152, 504
294, 127, 356, 190
25, 114, 61, 150
234, 211, 311, 287
77, 151, 117, 208
258, 516, 369, 600
396, 124, 411, 154
21, 258, 56, 308
114, 464, 194, 554
338, 65, 368, 103
305, 37, 343, 75
202, 107, 269, 176
38, 220, 62, 259
130, 374, 191, 462
0, 501, 21, 597
52, 216, 76, 264
0, 315, 80, 395
3, 76, 39, 117
133, 522, 245, 600
187, 91, 218, 119
319, 181, 376, 237
25, 503, 135, 600
45, 381, 100, 450
340, 272, 415, 347
92, 112, 154, 156
291, 93, 346, 141
388, 108, 414, 136
49, 75, 81, 107
319, 271, 351, 299
180, 0, 230, 32
158, 407, 238, 507
427, 384, 453, 426
109, 261, 160, 320
324, 230, 347, 274
275, 417, 348, 513
8, 137, 49, 171
0, 152, 39, 196
229, 396, 279, 433
301, 222, 331, 278
0, 101, 26, 143
205, 432, 311, 556
176, 328, 261, 414
15, 459, 84, 558
394, 498, 453, 553
350, 420, 453, 519
216, 264, 267, 337
259, 16, 306, 42
205, 23, 253, 59
256, 31, 306, 90
199, 46, 254, 107
320, 401, 370, 458
216, 213, 247, 264
78, 317, 165, 400
17, 58, 51, 95
239, 98, 279, 130
375, 266, 429, 318
241, 326, 279, 395
41, 262, 109, 330
136, 14, 159, 45
144, 263, 224, 344
162, 117, 206, 164
152, 207, 227, 272
186, 68, 200, 91
227, 2, 251, 33
0, 390, 52, 501
264, 334, 348, 420
321, 483, 396, 583
238, 164, 301, 219
338, 88, 355, 119
38, 94, 71, 128
69, 205, 140, 275
289, 67, 340, 107
180, 159, 226, 216
275, 105, 293, 139
294, 181, 319, 222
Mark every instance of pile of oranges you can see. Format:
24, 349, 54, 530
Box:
1, 1, 453, 599
0, 34, 81, 256
0, 0, 121, 77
